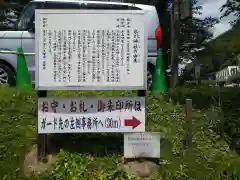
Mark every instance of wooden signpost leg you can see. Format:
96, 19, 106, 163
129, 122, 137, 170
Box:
137, 90, 146, 97
138, 90, 146, 125
37, 90, 48, 161
185, 98, 193, 149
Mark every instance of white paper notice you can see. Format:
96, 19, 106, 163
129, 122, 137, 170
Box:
124, 132, 160, 158
35, 10, 147, 90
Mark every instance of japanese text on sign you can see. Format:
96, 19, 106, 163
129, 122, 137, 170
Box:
38, 97, 145, 133
40, 98, 142, 113
35, 10, 147, 90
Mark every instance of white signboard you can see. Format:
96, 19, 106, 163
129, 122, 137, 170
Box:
35, 10, 147, 90
38, 97, 145, 133
124, 132, 160, 158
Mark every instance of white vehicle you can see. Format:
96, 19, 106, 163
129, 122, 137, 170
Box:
0, 0, 161, 87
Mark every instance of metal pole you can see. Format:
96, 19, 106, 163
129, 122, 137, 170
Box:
0, 50, 35, 56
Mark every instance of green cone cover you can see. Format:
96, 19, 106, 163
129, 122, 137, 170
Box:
16, 47, 32, 91
152, 48, 167, 93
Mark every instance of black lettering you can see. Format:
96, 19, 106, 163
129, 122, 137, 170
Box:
79, 101, 87, 112
76, 118, 81, 129
54, 117, 58, 129
41, 102, 49, 112
50, 100, 58, 113
64, 119, 69, 129
116, 100, 124, 112
98, 100, 106, 112
70, 101, 77, 112
105, 117, 112, 128
47, 122, 52, 126
92, 117, 98, 129
70, 117, 75, 129
113, 119, 118, 128
134, 101, 142, 111
125, 100, 133, 111
98, 119, 103, 127
105, 118, 118, 128
87, 117, 92, 129
107, 100, 114, 112
59, 117, 64, 130
82, 117, 86, 129
41, 118, 46, 129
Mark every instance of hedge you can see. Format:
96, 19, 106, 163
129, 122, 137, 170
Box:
165, 85, 240, 151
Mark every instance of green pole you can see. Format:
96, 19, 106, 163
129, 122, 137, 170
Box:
151, 48, 168, 93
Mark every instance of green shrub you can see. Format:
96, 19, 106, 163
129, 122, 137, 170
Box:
1, 86, 240, 179
165, 86, 240, 152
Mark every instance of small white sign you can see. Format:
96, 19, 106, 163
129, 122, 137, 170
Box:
124, 132, 160, 158
35, 10, 147, 90
38, 97, 145, 134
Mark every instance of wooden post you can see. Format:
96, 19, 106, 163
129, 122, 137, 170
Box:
37, 90, 48, 161
137, 90, 147, 127
185, 99, 192, 148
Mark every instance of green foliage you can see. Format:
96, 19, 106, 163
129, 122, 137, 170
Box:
198, 24, 240, 73
183, 24, 240, 78
0, 2, 24, 30
0, 87, 36, 180
220, 0, 240, 26
0, 87, 240, 179
165, 85, 240, 151
32, 150, 134, 180
149, 92, 240, 180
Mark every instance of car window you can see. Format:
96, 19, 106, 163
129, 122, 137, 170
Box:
17, 2, 41, 30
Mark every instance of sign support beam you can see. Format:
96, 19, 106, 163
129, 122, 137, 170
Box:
35, 9, 150, 162
137, 90, 146, 97
37, 90, 48, 160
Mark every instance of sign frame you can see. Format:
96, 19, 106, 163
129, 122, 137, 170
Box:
37, 96, 146, 134
35, 9, 148, 91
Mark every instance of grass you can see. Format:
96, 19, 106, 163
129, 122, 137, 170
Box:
0, 88, 36, 179
0, 86, 240, 179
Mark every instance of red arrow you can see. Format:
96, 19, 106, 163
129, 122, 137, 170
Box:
124, 116, 141, 129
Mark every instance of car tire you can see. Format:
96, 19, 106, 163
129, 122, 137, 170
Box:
0, 63, 16, 86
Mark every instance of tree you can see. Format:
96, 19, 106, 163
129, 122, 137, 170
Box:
0, 0, 218, 85
179, 0, 219, 59
220, 0, 240, 26
0, 1, 24, 30
196, 24, 240, 73
126, 0, 218, 85
171, 0, 218, 84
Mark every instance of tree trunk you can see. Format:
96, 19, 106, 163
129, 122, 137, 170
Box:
0, 0, 4, 7
170, 0, 180, 88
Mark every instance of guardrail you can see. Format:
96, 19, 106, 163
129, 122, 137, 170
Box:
0, 50, 35, 56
